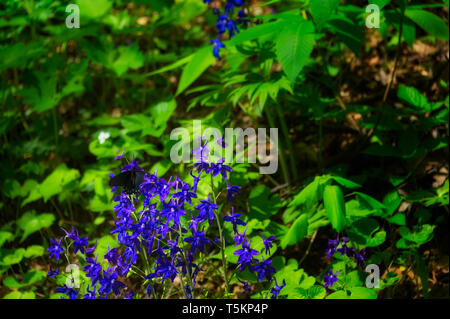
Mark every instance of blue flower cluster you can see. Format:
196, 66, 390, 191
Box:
203, 0, 248, 59
226, 211, 283, 297
47, 134, 284, 299
323, 235, 367, 291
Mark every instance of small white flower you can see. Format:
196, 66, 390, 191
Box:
98, 131, 110, 144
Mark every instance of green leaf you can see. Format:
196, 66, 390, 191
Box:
150, 160, 173, 177
142, 98, 177, 137
398, 224, 435, 246
95, 235, 119, 266
0, 248, 25, 266
248, 185, 282, 220
330, 176, 361, 189
176, 46, 216, 96
310, 0, 339, 30
397, 85, 430, 111
323, 185, 347, 232
0, 231, 14, 248
387, 213, 406, 226
328, 16, 363, 54
349, 287, 378, 299
2, 179, 22, 199
39, 164, 80, 202
288, 175, 331, 209
0, 42, 46, 72
16, 211, 55, 243
275, 21, 315, 83
288, 285, 326, 299
3, 290, 36, 299
326, 290, 349, 299
3, 270, 46, 289
280, 214, 309, 249
382, 190, 402, 217
348, 218, 386, 247
111, 43, 145, 76
227, 19, 285, 46
354, 192, 386, 213
405, 9, 449, 41
24, 245, 45, 258
145, 53, 193, 78
77, 0, 112, 19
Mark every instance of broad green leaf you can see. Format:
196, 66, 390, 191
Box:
382, 190, 402, 216
405, 9, 449, 41
24, 245, 45, 258
387, 213, 406, 226
77, 0, 112, 19
323, 185, 347, 232
0, 248, 25, 266
397, 85, 430, 111
288, 175, 331, 209
326, 290, 349, 299
39, 164, 80, 202
17, 211, 55, 242
3, 270, 46, 289
275, 21, 315, 83
95, 235, 119, 266
310, 0, 339, 29
176, 46, 216, 96
0, 231, 14, 248
111, 43, 145, 76
2, 179, 21, 198
348, 218, 386, 247
0, 42, 46, 72
398, 224, 435, 246
248, 185, 282, 220
287, 285, 326, 299
354, 192, 386, 214
280, 214, 309, 249
349, 287, 378, 299
328, 15, 363, 54
331, 176, 361, 189
3, 290, 36, 299
227, 20, 285, 46
145, 53, 193, 77
142, 98, 177, 137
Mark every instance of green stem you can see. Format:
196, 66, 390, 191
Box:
318, 118, 324, 173
179, 225, 195, 299
264, 106, 290, 184
210, 175, 230, 295
274, 103, 298, 181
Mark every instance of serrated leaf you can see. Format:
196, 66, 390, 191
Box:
310, 0, 339, 29
276, 21, 315, 83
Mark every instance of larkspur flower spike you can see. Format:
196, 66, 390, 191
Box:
48, 150, 281, 299
204, 0, 248, 59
